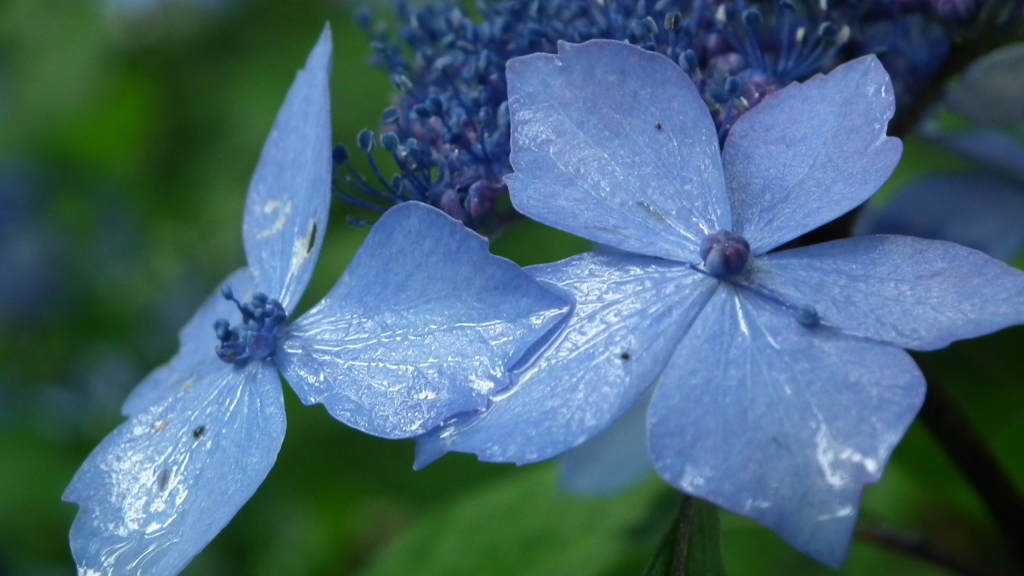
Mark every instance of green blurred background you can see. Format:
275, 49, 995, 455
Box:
0, 1, 1021, 575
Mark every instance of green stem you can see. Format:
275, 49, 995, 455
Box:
857, 523, 1021, 576
914, 361, 1024, 568
670, 497, 698, 576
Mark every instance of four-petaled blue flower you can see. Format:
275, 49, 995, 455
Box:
62, 26, 567, 576
416, 40, 1024, 566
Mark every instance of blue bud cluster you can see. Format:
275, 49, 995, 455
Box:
213, 287, 288, 365
335, 0, 965, 229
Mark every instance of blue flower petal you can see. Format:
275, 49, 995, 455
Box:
941, 129, 1024, 186
242, 25, 333, 313
559, 388, 653, 496
414, 252, 715, 467
854, 173, 1024, 262
63, 357, 285, 576
722, 55, 902, 254
121, 269, 254, 416
648, 285, 924, 567
946, 42, 1024, 126
506, 40, 729, 262
276, 202, 568, 439
756, 235, 1024, 350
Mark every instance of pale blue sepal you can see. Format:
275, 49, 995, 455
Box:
946, 42, 1024, 126
506, 39, 730, 262
414, 251, 716, 467
941, 130, 1024, 186
559, 387, 654, 496
121, 269, 254, 416
722, 55, 902, 255
242, 24, 333, 313
755, 235, 1024, 351
277, 202, 569, 439
648, 285, 924, 567
854, 173, 1024, 262
64, 357, 285, 576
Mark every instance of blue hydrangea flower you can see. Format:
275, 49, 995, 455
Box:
338, 0, 956, 228
416, 40, 1024, 566
62, 26, 567, 576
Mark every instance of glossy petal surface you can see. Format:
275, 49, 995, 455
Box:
559, 389, 653, 496
854, 173, 1024, 261
648, 285, 924, 567
506, 40, 729, 262
242, 25, 333, 312
723, 56, 902, 254
64, 357, 285, 576
121, 269, 254, 416
755, 235, 1024, 350
277, 202, 568, 439
414, 252, 715, 466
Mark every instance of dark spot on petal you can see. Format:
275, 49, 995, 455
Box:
158, 469, 170, 492
192, 425, 206, 440
654, 122, 663, 130
620, 352, 631, 360
306, 222, 318, 254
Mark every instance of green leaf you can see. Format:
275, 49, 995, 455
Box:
357, 464, 666, 576
643, 496, 727, 576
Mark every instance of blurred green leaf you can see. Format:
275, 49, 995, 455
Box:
357, 465, 665, 576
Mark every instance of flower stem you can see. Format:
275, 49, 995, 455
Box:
915, 361, 1024, 568
856, 523, 1021, 576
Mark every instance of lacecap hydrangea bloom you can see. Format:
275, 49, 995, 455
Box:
62, 26, 566, 576
338, 0, 961, 229
416, 40, 1024, 566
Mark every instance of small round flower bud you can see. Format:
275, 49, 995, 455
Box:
700, 230, 751, 278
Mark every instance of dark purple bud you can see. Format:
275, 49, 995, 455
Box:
742, 8, 762, 27
440, 187, 467, 221
381, 132, 400, 153
700, 230, 750, 278
213, 319, 230, 341
679, 49, 698, 72
357, 129, 374, 153
467, 179, 501, 220
413, 104, 432, 118
425, 96, 444, 116
641, 16, 658, 36
725, 76, 742, 98
664, 12, 683, 31
332, 145, 349, 165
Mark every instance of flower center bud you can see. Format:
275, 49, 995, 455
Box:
213, 286, 287, 365
700, 230, 751, 278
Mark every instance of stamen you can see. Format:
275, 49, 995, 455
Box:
213, 287, 288, 365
